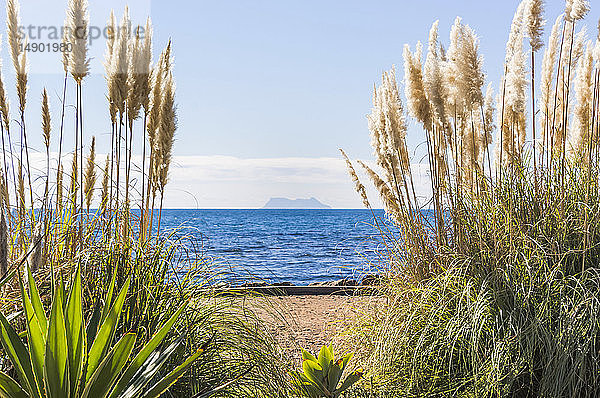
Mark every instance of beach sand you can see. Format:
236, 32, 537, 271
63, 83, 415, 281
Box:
249, 294, 380, 361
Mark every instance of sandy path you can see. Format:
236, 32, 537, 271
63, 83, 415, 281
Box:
249, 294, 378, 361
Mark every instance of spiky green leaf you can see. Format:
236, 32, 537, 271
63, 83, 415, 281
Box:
301, 348, 317, 363
317, 345, 333, 376
302, 359, 328, 393
44, 282, 70, 398
81, 333, 137, 398
116, 335, 186, 398
86, 278, 130, 381
0, 311, 38, 397
109, 301, 188, 398
65, 266, 85, 396
20, 276, 45, 395
140, 347, 205, 398
26, 267, 47, 337
86, 298, 103, 349
335, 368, 364, 394
0, 371, 29, 398
100, 265, 118, 323
327, 359, 343, 392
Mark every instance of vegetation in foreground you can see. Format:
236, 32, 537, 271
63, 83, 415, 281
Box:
0, 0, 290, 396
5, 0, 599, 396
0, 266, 206, 397
342, 0, 600, 396
290, 345, 362, 398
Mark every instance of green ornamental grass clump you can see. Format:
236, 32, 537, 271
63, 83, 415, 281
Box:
341, 0, 600, 396
0, 0, 292, 394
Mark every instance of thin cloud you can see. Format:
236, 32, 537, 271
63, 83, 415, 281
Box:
164, 155, 432, 208
12, 152, 431, 209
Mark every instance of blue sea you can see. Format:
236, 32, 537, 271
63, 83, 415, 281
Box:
159, 209, 389, 285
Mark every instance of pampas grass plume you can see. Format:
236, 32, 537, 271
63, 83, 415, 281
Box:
7, 0, 27, 112
403, 42, 432, 128
569, 43, 594, 155
540, 15, 562, 129
67, 0, 90, 83
358, 160, 401, 220
384, 69, 410, 172
367, 68, 410, 179
104, 10, 117, 70
506, 40, 528, 115
566, 0, 589, 22
105, 10, 118, 121
457, 24, 485, 107
505, 3, 528, 117
16, 48, 27, 112
155, 73, 176, 192
101, 155, 109, 210
6, 0, 22, 76
69, 152, 78, 202
445, 17, 463, 108
424, 20, 448, 129
148, 41, 171, 152
41, 89, 51, 149
127, 31, 142, 122
111, 7, 131, 115
526, 0, 545, 51
0, 209, 6, 276
57, 164, 63, 212
483, 83, 495, 135
506, 1, 526, 60
84, 136, 96, 210
340, 149, 370, 208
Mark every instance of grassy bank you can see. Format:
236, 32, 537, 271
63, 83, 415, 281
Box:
0, 0, 292, 396
341, 0, 600, 396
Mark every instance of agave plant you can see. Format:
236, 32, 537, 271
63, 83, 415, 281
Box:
0, 265, 205, 397
290, 345, 363, 398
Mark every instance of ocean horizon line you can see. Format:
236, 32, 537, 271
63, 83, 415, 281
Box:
25, 207, 385, 211
158, 207, 384, 210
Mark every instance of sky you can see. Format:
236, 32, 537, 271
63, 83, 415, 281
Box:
1, 0, 599, 208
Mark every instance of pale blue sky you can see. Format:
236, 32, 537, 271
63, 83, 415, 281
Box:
1, 1, 599, 207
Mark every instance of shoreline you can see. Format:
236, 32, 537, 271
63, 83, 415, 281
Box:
215, 276, 382, 296
216, 285, 377, 296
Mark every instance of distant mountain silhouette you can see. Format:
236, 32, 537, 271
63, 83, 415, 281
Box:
262, 197, 331, 209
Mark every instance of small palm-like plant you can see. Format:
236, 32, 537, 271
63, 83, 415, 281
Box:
0, 266, 205, 397
290, 345, 363, 398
